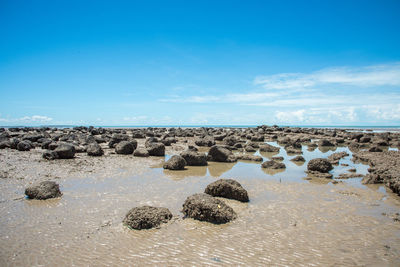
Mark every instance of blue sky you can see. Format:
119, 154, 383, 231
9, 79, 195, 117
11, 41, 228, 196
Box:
1, 0, 400, 126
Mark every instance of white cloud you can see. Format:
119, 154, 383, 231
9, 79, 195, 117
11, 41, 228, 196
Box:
255, 62, 400, 90
18, 115, 53, 122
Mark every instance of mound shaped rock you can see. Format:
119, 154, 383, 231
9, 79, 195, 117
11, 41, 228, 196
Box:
123, 206, 172, 230
146, 142, 165, 156
307, 158, 333, 173
55, 143, 75, 159
182, 193, 237, 224
205, 179, 249, 202
261, 160, 286, 169
180, 150, 207, 166
115, 141, 135, 155
207, 145, 237, 163
133, 148, 150, 157
163, 155, 187, 170
25, 181, 62, 200
87, 143, 104, 156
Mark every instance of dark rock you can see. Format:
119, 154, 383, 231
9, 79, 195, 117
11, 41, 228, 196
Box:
195, 136, 215, 147
146, 142, 165, 156
182, 193, 237, 224
207, 145, 237, 162
244, 145, 256, 152
123, 206, 172, 230
163, 155, 187, 170
236, 154, 263, 162
55, 143, 76, 159
318, 139, 335, 146
25, 181, 62, 200
307, 158, 333, 173
42, 150, 59, 160
205, 179, 249, 202
133, 148, 150, 157
261, 160, 286, 169
17, 141, 31, 151
180, 150, 207, 166
108, 134, 130, 148
305, 171, 333, 179
87, 143, 104, 156
291, 155, 305, 162
259, 144, 280, 152
369, 146, 383, 152
115, 141, 135, 155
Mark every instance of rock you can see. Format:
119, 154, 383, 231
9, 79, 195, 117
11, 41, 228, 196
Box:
328, 152, 349, 164
291, 155, 305, 162
207, 145, 237, 162
146, 142, 165, 156
244, 145, 256, 152
318, 139, 335, 146
42, 150, 59, 160
261, 160, 286, 169
307, 158, 333, 173
133, 148, 150, 157
17, 141, 31, 151
369, 146, 383, 152
195, 136, 216, 147
87, 143, 104, 156
108, 134, 130, 148
271, 156, 284, 161
236, 154, 263, 162
337, 173, 364, 179
205, 179, 249, 202
55, 143, 76, 159
305, 171, 333, 179
25, 181, 62, 200
163, 155, 187, 170
123, 206, 172, 230
182, 193, 237, 224
180, 150, 207, 166
259, 144, 280, 152
115, 141, 135, 155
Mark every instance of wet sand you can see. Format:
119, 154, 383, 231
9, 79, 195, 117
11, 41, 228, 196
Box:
1, 132, 400, 266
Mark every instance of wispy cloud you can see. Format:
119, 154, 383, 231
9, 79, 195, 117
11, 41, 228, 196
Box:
255, 62, 400, 90
0, 115, 53, 124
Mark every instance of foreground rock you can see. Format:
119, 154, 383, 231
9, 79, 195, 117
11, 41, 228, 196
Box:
115, 141, 135, 155
182, 193, 237, 224
354, 150, 400, 195
146, 142, 165, 156
205, 179, 249, 202
261, 160, 286, 169
54, 143, 76, 159
25, 181, 62, 200
123, 206, 172, 230
207, 145, 237, 163
163, 155, 187, 170
180, 150, 207, 166
86, 143, 104, 156
307, 158, 333, 173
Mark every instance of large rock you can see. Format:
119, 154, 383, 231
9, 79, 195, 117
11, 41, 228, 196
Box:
195, 136, 215, 147
182, 193, 237, 224
55, 143, 75, 159
207, 145, 237, 162
163, 155, 187, 170
42, 150, 59, 160
123, 206, 172, 230
108, 134, 130, 148
180, 150, 207, 166
115, 141, 135, 155
25, 181, 62, 200
307, 158, 333, 173
205, 179, 249, 202
87, 143, 104, 156
261, 160, 286, 169
259, 143, 280, 152
146, 142, 165, 156
17, 141, 31, 151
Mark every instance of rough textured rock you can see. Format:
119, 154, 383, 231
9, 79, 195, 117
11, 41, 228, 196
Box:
115, 141, 135, 155
180, 150, 207, 166
25, 181, 62, 200
146, 142, 165, 156
291, 155, 305, 162
133, 148, 150, 157
42, 150, 59, 160
236, 154, 263, 162
328, 152, 349, 164
307, 158, 333, 173
207, 145, 237, 162
123, 206, 172, 230
86, 143, 104, 156
261, 160, 286, 169
182, 193, 237, 224
318, 139, 335, 146
163, 155, 187, 170
205, 179, 249, 202
195, 136, 215, 147
17, 141, 31, 151
305, 171, 333, 179
259, 144, 280, 152
54, 143, 76, 159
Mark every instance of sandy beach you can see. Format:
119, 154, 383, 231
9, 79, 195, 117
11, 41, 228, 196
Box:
0, 126, 400, 266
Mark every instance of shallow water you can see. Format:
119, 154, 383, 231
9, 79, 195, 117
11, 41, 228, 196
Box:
1, 142, 400, 266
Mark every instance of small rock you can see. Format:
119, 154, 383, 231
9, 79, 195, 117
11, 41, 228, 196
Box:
261, 160, 286, 169
307, 158, 333, 173
25, 181, 62, 200
163, 155, 187, 170
123, 206, 172, 230
87, 143, 104, 156
205, 179, 249, 202
133, 148, 150, 157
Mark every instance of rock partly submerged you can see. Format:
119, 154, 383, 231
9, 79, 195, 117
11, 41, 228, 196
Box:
123, 206, 172, 230
25, 181, 62, 200
205, 179, 249, 202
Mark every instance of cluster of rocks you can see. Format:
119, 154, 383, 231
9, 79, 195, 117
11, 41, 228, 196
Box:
123, 179, 249, 230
